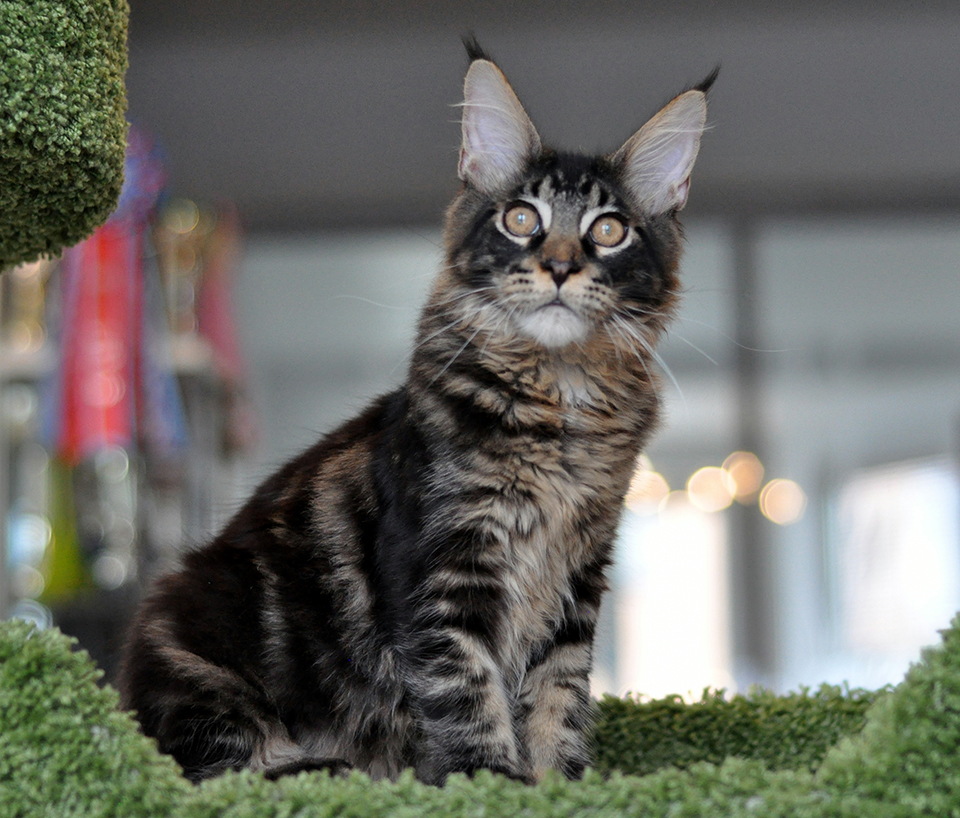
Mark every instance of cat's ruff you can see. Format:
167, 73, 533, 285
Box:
119, 46, 712, 786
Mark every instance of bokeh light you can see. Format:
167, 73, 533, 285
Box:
759, 479, 807, 525
686, 466, 736, 513
659, 489, 694, 513
722, 451, 765, 503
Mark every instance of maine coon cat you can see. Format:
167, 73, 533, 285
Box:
118, 43, 713, 785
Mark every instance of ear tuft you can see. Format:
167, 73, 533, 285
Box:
458, 59, 541, 196
462, 34, 492, 64
612, 88, 709, 216
693, 65, 720, 95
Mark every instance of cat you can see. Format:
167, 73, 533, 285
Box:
118, 41, 713, 786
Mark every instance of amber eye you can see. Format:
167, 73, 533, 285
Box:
589, 214, 628, 248
503, 203, 541, 238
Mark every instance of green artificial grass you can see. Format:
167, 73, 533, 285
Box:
4, 614, 960, 816
592, 684, 881, 778
0, 0, 129, 270
0, 619, 189, 818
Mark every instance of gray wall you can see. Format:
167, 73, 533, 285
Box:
127, 3, 960, 228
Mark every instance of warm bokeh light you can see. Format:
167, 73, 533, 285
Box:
686, 467, 736, 513
659, 489, 694, 513
722, 451, 765, 503
759, 478, 807, 525
625, 459, 670, 512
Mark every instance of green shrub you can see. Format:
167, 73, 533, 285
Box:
4, 614, 960, 816
0, 619, 189, 817
592, 684, 882, 777
0, 0, 128, 270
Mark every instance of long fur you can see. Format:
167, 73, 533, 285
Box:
118, 53, 707, 786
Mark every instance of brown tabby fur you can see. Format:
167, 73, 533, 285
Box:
118, 43, 713, 785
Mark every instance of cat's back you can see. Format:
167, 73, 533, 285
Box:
118, 390, 404, 712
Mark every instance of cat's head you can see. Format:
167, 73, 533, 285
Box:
437, 49, 713, 357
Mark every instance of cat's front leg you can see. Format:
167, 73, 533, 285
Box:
404, 559, 527, 785
517, 611, 598, 781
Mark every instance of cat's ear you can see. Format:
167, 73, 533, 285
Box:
458, 59, 542, 196
613, 86, 710, 215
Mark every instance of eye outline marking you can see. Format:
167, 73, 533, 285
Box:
496, 197, 552, 244
580, 207, 632, 253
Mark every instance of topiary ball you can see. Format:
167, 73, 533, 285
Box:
0, 0, 129, 270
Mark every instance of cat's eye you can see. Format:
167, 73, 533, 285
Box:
503, 203, 541, 238
589, 214, 627, 248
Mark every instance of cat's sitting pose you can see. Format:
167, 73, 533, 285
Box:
119, 43, 713, 785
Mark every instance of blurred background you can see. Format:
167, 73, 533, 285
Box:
2, 1, 959, 699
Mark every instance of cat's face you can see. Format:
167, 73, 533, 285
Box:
452, 153, 677, 350
438, 56, 711, 356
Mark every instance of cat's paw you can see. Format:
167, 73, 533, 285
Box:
262, 757, 353, 781
477, 764, 536, 786
417, 758, 534, 787
446, 763, 536, 786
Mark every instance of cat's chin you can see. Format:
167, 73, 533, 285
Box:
516, 305, 589, 349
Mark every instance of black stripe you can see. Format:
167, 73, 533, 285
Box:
420, 687, 484, 721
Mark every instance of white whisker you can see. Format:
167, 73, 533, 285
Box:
603, 323, 625, 367
430, 322, 487, 385
647, 346, 687, 410
673, 315, 794, 354
477, 306, 515, 360
610, 314, 688, 412
392, 312, 470, 377
608, 316, 663, 408
332, 295, 407, 311
671, 333, 720, 367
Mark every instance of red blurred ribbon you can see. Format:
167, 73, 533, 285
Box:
52, 126, 183, 464
55, 222, 140, 463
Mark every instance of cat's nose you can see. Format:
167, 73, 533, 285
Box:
542, 257, 581, 287
540, 235, 584, 286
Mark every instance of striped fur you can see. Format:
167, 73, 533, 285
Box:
118, 51, 710, 785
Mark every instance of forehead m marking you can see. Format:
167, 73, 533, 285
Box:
527, 175, 555, 200
522, 175, 610, 237
525, 173, 608, 207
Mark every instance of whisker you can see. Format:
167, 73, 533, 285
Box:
608, 316, 663, 408
434, 285, 498, 307
647, 346, 686, 410
406, 292, 495, 356
603, 323, 625, 366
413, 316, 464, 352
611, 314, 688, 412
671, 333, 720, 367
430, 322, 487, 385
392, 311, 472, 377
332, 295, 408, 311
376, 260, 461, 293
672, 315, 795, 354
400, 226, 444, 251
477, 306, 514, 359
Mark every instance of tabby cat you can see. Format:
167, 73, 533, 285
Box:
118, 43, 713, 785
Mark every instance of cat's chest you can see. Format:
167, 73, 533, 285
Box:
477, 435, 615, 652
433, 365, 641, 655
498, 504, 579, 652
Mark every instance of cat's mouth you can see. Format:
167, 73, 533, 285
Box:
516, 299, 589, 348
